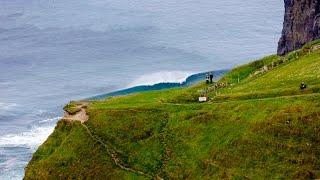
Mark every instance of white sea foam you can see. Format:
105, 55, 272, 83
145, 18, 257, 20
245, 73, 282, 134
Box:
0, 125, 55, 150
127, 71, 193, 87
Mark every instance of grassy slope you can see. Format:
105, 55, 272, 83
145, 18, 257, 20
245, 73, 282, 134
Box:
25, 42, 320, 179
213, 52, 320, 101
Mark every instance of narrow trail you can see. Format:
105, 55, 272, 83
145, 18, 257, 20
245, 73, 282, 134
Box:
208, 92, 320, 104
155, 117, 170, 179
63, 102, 158, 179
80, 123, 155, 179
159, 92, 320, 106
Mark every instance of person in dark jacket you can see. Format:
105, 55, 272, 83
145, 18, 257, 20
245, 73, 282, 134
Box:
300, 82, 307, 90
209, 73, 214, 83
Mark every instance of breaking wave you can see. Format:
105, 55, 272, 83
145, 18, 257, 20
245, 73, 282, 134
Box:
127, 71, 193, 87
0, 125, 55, 150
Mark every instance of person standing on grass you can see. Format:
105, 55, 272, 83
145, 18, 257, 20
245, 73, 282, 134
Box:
205, 73, 210, 84
209, 73, 214, 83
300, 82, 307, 90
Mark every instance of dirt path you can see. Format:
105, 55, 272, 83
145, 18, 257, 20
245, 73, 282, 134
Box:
155, 118, 170, 179
63, 103, 89, 123
159, 92, 320, 107
208, 92, 320, 104
80, 123, 155, 179
62, 102, 157, 179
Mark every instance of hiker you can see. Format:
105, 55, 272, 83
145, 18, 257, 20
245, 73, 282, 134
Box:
205, 74, 210, 84
209, 73, 214, 83
300, 82, 307, 90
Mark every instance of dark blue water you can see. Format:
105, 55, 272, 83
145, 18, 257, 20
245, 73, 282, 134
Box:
0, 0, 283, 179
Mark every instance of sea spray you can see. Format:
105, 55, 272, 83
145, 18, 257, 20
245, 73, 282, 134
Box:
0, 125, 55, 150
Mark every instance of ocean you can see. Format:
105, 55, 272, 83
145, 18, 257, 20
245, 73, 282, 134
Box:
0, 0, 283, 179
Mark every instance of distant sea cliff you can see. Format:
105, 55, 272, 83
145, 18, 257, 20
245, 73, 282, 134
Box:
278, 0, 320, 55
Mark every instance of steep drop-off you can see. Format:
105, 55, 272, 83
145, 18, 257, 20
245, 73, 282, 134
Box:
25, 41, 320, 179
278, 0, 320, 55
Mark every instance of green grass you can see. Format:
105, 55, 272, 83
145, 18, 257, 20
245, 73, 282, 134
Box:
211, 43, 320, 101
219, 55, 280, 84
24, 121, 142, 179
25, 41, 320, 179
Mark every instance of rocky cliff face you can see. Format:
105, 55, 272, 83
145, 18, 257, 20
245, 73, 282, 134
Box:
277, 0, 320, 55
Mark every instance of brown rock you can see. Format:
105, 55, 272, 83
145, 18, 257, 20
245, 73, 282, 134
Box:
277, 0, 320, 55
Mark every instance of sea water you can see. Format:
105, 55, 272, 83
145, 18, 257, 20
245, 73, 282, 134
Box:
0, 0, 283, 179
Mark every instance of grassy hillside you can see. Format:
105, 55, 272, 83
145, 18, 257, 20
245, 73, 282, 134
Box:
25, 42, 320, 179
213, 46, 320, 101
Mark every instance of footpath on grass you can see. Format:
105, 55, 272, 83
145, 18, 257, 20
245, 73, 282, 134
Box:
62, 102, 162, 179
159, 92, 320, 107
208, 92, 320, 104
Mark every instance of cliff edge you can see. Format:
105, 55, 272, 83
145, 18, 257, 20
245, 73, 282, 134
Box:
278, 0, 320, 55
24, 41, 320, 179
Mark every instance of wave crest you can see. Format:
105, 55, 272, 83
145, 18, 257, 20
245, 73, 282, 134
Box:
128, 71, 192, 87
0, 125, 55, 150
